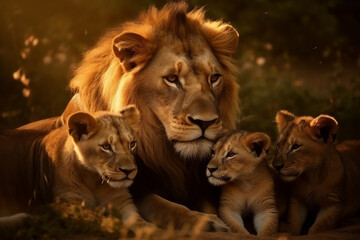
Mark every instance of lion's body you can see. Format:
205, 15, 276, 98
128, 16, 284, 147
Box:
1, 107, 148, 229
0, 129, 52, 215
273, 111, 360, 234
207, 131, 278, 236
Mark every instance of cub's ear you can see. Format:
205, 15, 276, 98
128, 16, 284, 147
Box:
120, 105, 140, 133
113, 32, 154, 72
67, 112, 97, 142
203, 23, 239, 56
244, 132, 271, 158
310, 114, 338, 143
275, 110, 296, 132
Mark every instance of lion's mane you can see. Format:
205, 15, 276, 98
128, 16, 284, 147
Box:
69, 2, 240, 203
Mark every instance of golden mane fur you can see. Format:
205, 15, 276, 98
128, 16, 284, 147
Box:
70, 2, 238, 115
68, 2, 240, 202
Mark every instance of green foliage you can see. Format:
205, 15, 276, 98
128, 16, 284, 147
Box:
325, 76, 360, 140
237, 64, 318, 140
237, 53, 360, 141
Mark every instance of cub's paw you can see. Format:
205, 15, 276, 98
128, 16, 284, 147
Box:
193, 212, 230, 232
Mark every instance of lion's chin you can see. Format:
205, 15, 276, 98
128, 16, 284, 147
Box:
107, 179, 133, 188
173, 138, 214, 160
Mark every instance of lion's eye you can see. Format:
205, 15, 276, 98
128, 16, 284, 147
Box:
163, 75, 181, 88
209, 74, 222, 87
101, 143, 112, 153
211, 149, 215, 157
129, 140, 137, 150
290, 143, 302, 152
226, 151, 236, 158
164, 75, 178, 82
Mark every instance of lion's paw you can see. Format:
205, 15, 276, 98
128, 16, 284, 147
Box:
194, 212, 230, 232
0, 213, 31, 230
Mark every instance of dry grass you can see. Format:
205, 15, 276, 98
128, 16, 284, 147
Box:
2, 200, 360, 240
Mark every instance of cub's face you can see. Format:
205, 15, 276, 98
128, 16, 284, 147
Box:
68, 106, 140, 188
273, 125, 326, 182
272, 110, 338, 182
206, 132, 270, 186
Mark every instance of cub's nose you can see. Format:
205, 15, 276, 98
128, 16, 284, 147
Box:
273, 163, 284, 171
119, 168, 136, 176
207, 167, 218, 174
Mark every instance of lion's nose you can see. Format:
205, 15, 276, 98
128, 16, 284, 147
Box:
119, 168, 136, 176
207, 167, 218, 174
188, 116, 217, 132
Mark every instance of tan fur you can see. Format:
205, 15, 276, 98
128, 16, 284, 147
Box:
206, 131, 278, 236
273, 110, 360, 234
1, 106, 151, 230
16, 2, 240, 230
52, 106, 146, 228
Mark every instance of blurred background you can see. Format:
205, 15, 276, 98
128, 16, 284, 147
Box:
1, 0, 359, 141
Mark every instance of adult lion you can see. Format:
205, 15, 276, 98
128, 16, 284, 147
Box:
20, 2, 240, 230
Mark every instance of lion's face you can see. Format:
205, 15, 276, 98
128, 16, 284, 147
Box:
207, 132, 271, 186
70, 3, 240, 166
68, 106, 140, 188
132, 40, 229, 159
272, 110, 338, 182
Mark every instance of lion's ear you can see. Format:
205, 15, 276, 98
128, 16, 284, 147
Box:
120, 105, 140, 133
67, 112, 97, 142
310, 115, 338, 143
113, 32, 154, 72
275, 110, 296, 132
244, 132, 271, 158
203, 23, 239, 56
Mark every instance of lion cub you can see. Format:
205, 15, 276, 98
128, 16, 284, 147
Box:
0, 105, 149, 230
50, 105, 145, 227
206, 131, 278, 236
272, 110, 360, 234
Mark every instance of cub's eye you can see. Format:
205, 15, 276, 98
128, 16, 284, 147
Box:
290, 143, 302, 152
226, 151, 236, 158
211, 149, 215, 157
129, 140, 137, 150
163, 75, 181, 88
209, 74, 222, 87
100, 143, 112, 153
